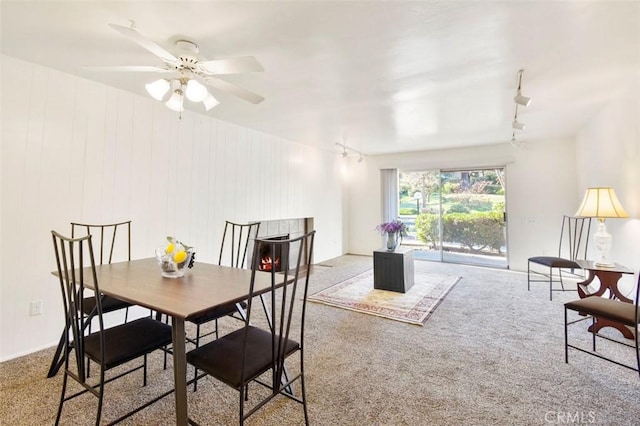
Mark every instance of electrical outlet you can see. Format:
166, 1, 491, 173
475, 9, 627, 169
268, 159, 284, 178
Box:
30, 300, 43, 316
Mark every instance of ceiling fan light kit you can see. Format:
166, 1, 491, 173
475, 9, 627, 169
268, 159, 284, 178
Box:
99, 23, 264, 117
185, 79, 208, 102
203, 93, 220, 111
165, 89, 185, 112
145, 78, 171, 100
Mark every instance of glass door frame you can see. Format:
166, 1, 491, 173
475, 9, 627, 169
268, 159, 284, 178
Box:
399, 166, 508, 269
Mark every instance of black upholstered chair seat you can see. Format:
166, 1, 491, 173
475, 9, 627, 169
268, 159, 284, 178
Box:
528, 256, 581, 269
82, 294, 132, 316
84, 318, 172, 369
527, 216, 592, 300
189, 301, 247, 326
187, 326, 299, 389
565, 297, 638, 326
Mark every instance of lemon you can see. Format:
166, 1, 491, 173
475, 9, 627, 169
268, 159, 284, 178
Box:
165, 243, 175, 254
173, 250, 187, 264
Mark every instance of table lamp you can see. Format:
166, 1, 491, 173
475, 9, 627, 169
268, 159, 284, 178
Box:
575, 187, 629, 267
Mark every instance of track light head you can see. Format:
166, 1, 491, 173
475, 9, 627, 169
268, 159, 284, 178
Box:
512, 120, 525, 131
341, 150, 348, 158
514, 94, 531, 107
514, 69, 532, 107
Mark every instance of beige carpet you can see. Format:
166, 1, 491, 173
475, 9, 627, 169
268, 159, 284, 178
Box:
308, 269, 461, 325
2, 255, 640, 425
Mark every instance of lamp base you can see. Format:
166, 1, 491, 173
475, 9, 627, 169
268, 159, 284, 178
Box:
592, 220, 614, 268
593, 260, 616, 268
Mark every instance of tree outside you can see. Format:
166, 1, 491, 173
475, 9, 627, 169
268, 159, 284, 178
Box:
399, 169, 506, 264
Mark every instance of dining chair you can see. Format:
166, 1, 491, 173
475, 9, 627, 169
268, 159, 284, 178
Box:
51, 230, 173, 425
528, 215, 592, 300
186, 230, 315, 425
47, 220, 134, 378
188, 220, 261, 391
564, 271, 640, 377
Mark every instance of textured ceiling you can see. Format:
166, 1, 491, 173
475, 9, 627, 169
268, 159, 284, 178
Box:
1, 1, 639, 155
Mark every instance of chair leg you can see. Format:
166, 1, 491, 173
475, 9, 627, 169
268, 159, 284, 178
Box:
193, 324, 201, 392
591, 317, 597, 352
299, 352, 309, 426
239, 385, 246, 425
549, 267, 553, 301
87, 321, 92, 377
143, 353, 148, 387
564, 307, 569, 363
635, 328, 639, 378
96, 369, 105, 426
300, 376, 309, 426
55, 370, 69, 425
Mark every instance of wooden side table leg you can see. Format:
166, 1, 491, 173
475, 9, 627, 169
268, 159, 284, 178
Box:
588, 318, 635, 339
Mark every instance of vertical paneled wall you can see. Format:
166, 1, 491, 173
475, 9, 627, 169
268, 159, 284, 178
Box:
0, 55, 345, 360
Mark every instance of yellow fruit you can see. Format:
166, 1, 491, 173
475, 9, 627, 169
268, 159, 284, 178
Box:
173, 250, 187, 264
165, 243, 175, 254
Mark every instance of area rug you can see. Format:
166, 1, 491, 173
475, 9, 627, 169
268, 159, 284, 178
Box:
308, 269, 461, 325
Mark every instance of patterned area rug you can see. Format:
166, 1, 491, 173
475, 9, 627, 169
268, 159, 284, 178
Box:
308, 268, 461, 325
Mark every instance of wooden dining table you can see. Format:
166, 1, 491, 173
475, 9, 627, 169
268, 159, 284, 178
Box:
62, 257, 279, 426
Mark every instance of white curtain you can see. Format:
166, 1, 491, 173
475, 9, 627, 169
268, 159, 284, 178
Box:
380, 169, 399, 222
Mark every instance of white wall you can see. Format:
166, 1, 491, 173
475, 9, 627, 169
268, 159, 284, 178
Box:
576, 98, 640, 294
346, 98, 640, 290
0, 55, 346, 361
347, 139, 591, 272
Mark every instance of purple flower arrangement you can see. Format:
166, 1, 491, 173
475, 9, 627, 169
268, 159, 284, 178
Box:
375, 220, 408, 236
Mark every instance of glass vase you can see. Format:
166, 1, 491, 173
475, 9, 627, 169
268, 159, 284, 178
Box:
155, 247, 194, 278
385, 232, 399, 251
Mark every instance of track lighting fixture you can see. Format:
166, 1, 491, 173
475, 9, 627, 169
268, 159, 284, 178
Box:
510, 132, 522, 148
514, 69, 532, 107
512, 119, 525, 131
512, 104, 525, 131
335, 142, 365, 161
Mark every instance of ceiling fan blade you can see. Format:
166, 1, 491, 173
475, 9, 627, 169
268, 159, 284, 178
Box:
108, 24, 178, 64
198, 56, 264, 75
203, 76, 264, 104
84, 65, 173, 73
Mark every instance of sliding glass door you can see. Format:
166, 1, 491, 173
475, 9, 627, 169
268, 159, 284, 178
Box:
399, 168, 507, 268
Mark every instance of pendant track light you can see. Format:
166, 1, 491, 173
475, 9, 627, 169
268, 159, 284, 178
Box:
512, 119, 525, 130
514, 69, 532, 107
510, 70, 529, 133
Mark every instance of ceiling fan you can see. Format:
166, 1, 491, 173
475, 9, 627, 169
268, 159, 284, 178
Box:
92, 23, 265, 112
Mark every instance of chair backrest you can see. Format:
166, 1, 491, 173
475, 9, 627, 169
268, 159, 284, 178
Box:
51, 230, 104, 383
71, 221, 131, 265
244, 230, 315, 383
218, 221, 261, 268
558, 216, 591, 261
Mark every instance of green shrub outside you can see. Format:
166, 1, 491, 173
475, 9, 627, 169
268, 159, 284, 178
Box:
415, 211, 505, 254
399, 207, 418, 215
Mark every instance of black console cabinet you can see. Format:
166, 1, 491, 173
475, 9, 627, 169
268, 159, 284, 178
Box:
373, 247, 415, 293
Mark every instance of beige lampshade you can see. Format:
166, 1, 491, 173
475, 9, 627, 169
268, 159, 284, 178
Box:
575, 187, 629, 218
